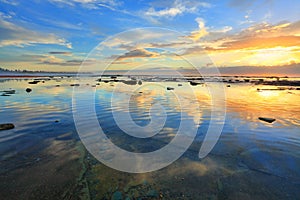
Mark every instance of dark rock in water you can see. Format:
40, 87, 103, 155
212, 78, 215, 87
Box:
111, 191, 122, 200
70, 84, 80, 86
0, 123, 15, 131
258, 117, 276, 123
122, 80, 137, 85
28, 80, 40, 84
167, 87, 174, 90
227, 85, 231, 87
1, 93, 10, 96
55, 120, 59, 123
138, 80, 142, 85
189, 81, 200, 86
26, 88, 32, 93
111, 76, 117, 79
3, 89, 15, 94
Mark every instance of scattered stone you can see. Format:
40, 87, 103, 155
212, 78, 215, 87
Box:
146, 190, 159, 198
55, 120, 59, 123
258, 117, 276, 123
0, 123, 15, 131
217, 179, 223, 191
178, 83, 182, 86
138, 80, 142, 85
111, 191, 122, 200
227, 85, 231, 87
26, 88, 32, 93
56, 85, 60, 87
167, 87, 174, 90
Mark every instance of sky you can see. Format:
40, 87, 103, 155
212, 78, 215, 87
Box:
0, 0, 299, 75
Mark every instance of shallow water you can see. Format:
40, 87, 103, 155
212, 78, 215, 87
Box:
0, 77, 299, 199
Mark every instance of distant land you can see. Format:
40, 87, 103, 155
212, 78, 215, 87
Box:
1, 63, 299, 77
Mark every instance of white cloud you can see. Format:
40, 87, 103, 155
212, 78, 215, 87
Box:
0, 17, 72, 48
144, 0, 211, 19
0, 0, 19, 6
188, 17, 208, 41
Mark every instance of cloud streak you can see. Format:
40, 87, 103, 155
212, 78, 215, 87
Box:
0, 17, 72, 48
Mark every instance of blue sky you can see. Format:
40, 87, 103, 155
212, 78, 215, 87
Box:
0, 0, 299, 73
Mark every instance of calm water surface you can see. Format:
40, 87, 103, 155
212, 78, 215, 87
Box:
0, 77, 299, 200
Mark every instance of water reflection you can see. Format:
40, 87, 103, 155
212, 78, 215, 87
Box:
0, 77, 299, 199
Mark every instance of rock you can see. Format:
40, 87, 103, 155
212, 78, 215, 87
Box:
111, 191, 122, 200
138, 80, 142, 85
26, 88, 32, 93
3, 89, 15, 94
178, 83, 182, 86
28, 80, 40, 84
0, 123, 15, 131
55, 120, 59, 123
227, 85, 231, 87
146, 190, 159, 198
122, 80, 137, 85
70, 84, 80, 86
167, 87, 174, 90
56, 85, 60, 87
258, 117, 276, 123
189, 81, 200, 86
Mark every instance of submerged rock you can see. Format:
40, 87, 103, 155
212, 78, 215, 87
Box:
146, 189, 159, 198
258, 117, 276, 123
240, 149, 300, 181
111, 191, 122, 200
26, 88, 32, 93
0, 123, 15, 131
